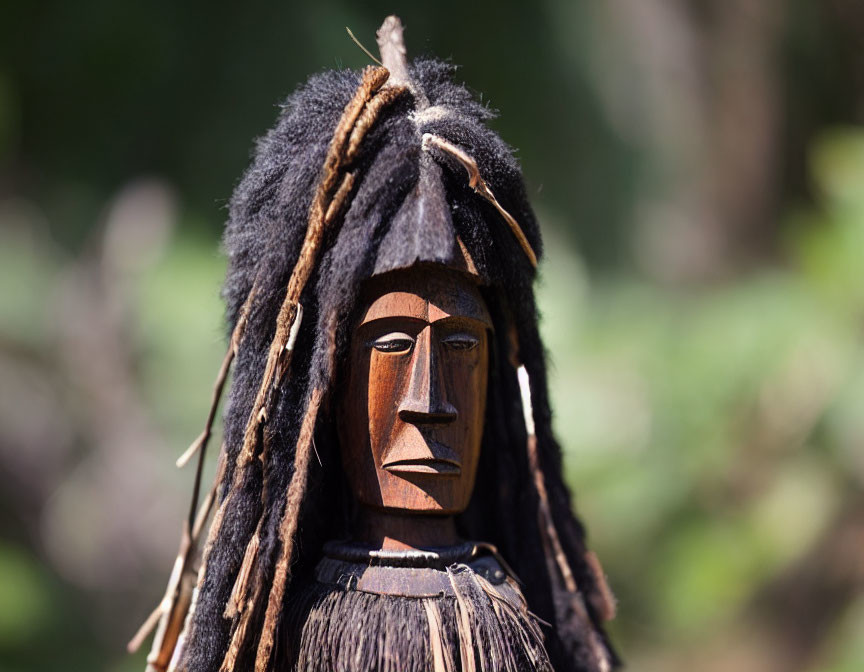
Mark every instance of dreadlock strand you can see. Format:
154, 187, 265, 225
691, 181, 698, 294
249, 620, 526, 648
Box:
219, 567, 266, 672
219, 423, 283, 671
215, 68, 402, 672
314, 65, 390, 196
224, 527, 260, 620
235, 66, 390, 470
224, 388, 299, 663
223, 379, 287, 621
254, 386, 324, 672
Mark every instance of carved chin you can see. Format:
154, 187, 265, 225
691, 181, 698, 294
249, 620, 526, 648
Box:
374, 469, 469, 514
367, 427, 479, 514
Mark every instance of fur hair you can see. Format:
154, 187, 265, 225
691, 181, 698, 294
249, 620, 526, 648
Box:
176, 59, 618, 672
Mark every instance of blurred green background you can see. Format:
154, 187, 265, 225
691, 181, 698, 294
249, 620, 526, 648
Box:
1, 1, 863, 671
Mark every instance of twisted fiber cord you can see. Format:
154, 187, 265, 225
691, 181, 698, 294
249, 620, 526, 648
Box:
223, 523, 260, 620
323, 172, 356, 225
252, 386, 323, 671
218, 421, 287, 668
237, 64, 390, 467
223, 370, 325, 672
218, 67, 408, 672
219, 538, 269, 672
420, 133, 538, 269
224, 388, 284, 622
345, 85, 406, 163
223, 349, 307, 623
224, 381, 296, 621
209, 66, 390, 665
255, 78, 408, 672
219, 407, 311, 672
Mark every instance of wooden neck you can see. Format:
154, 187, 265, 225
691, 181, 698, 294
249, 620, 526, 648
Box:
354, 507, 459, 551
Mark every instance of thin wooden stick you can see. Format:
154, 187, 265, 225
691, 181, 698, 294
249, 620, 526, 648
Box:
345, 26, 383, 66
422, 133, 538, 268
173, 346, 230, 469
198, 448, 225, 530
376, 15, 410, 87
176, 282, 258, 469
585, 550, 617, 622
128, 285, 257, 657
128, 450, 226, 661
127, 602, 164, 654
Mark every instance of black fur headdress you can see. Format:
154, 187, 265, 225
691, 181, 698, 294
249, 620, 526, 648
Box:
134, 17, 617, 672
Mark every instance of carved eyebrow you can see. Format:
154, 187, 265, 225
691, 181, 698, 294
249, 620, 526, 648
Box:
359, 293, 493, 328
358, 314, 493, 336
431, 315, 493, 333
358, 315, 427, 330
359, 293, 428, 326
442, 332, 480, 351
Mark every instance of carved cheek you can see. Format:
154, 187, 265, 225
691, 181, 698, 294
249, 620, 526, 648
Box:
443, 335, 488, 473
366, 347, 412, 467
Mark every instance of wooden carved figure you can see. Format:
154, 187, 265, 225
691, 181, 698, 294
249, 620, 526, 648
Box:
133, 15, 618, 672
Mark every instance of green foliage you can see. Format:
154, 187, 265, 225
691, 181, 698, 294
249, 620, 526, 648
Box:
1, 1, 863, 666
540, 127, 864, 668
0, 544, 51, 648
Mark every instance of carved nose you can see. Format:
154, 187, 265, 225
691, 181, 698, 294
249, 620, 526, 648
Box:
398, 328, 457, 425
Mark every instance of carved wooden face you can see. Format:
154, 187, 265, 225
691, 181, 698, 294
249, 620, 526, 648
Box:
338, 267, 491, 515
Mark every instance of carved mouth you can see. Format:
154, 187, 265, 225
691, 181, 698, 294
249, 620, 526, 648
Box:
382, 439, 462, 476
381, 438, 462, 476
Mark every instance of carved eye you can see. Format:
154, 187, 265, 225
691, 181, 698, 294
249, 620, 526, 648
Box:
443, 333, 479, 352
371, 332, 414, 353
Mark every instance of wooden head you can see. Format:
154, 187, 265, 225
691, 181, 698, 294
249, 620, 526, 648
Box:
337, 265, 492, 518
